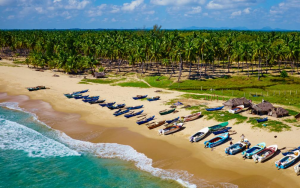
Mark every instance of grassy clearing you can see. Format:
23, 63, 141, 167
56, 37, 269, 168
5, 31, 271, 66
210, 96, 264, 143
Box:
116, 81, 150, 88
247, 117, 291, 132
83, 78, 126, 84
181, 94, 230, 101
283, 118, 298, 123
143, 76, 173, 88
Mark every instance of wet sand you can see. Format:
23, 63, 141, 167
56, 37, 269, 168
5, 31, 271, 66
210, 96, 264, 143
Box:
0, 64, 299, 187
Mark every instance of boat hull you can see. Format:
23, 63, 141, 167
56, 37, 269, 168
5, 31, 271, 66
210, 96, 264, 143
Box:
204, 133, 229, 148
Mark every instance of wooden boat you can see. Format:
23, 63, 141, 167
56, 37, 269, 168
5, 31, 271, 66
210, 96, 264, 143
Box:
159, 125, 182, 135
189, 127, 209, 143
252, 145, 278, 163
183, 112, 201, 122
114, 109, 130, 116
82, 97, 100, 102
64, 93, 81, 98
159, 108, 175, 115
147, 96, 160, 101
242, 142, 266, 159
74, 95, 88, 99
107, 103, 126, 110
204, 133, 229, 148
36, 86, 46, 90
275, 150, 300, 169
282, 146, 300, 156
225, 139, 251, 155
165, 117, 180, 124
212, 127, 232, 135
294, 163, 300, 175
228, 105, 244, 114
27, 87, 39, 91
79, 89, 89, 93
205, 106, 224, 111
133, 95, 147, 100
208, 122, 229, 131
126, 105, 143, 110
146, 120, 165, 129
136, 116, 155, 125
88, 99, 105, 104
99, 102, 116, 107
257, 117, 268, 123
124, 110, 144, 118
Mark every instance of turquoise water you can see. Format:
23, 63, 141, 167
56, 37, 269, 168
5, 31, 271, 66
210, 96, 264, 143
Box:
0, 103, 190, 188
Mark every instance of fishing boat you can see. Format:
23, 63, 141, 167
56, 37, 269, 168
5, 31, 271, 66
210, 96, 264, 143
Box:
133, 95, 147, 100
136, 116, 155, 125
204, 133, 229, 148
282, 146, 300, 156
82, 97, 100, 102
165, 117, 180, 124
74, 95, 89, 99
252, 145, 278, 163
88, 99, 105, 104
64, 93, 82, 98
205, 106, 224, 111
159, 108, 175, 115
147, 96, 160, 101
27, 87, 39, 91
275, 150, 300, 169
99, 102, 116, 107
159, 125, 182, 135
294, 163, 300, 175
212, 127, 232, 135
242, 142, 266, 159
124, 110, 144, 118
208, 122, 229, 132
79, 89, 89, 93
107, 103, 126, 110
36, 86, 46, 90
225, 139, 251, 155
189, 127, 209, 143
228, 105, 244, 114
114, 109, 130, 116
126, 105, 143, 110
183, 112, 201, 122
257, 117, 268, 123
146, 120, 165, 129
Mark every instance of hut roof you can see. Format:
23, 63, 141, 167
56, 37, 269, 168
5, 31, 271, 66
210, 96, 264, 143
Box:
272, 107, 289, 117
251, 100, 274, 112
223, 97, 251, 107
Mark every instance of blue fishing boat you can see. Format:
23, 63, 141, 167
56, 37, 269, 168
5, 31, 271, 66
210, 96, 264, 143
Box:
147, 96, 160, 101
74, 95, 89, 99
107, 104, 126, 110
208, 122, 229, 131
114, 109, 130, 116
133, 95, 147, 100
212, 127, 232, 135
225, 139, 251, 155
205, 106, 224, 111
275, 150, 300, 169
136, 116, 155, 125
242, 142, 266, 159
64, 93, 81, 98
165, 117, 180, 124
124, 110, 144, 118
126, 105, 143, 110
257, 117, 268, 123
282, 147, 300, 156
82, 97, 99, 102
204, 133, 229, 148
99, 102, 116, 107
79, 89, 89, 93
88, 99, 105, 104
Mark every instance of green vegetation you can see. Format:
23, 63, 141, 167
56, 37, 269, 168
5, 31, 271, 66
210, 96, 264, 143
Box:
84, 78, 126, 84
283, 118, 297, 123
286, 109, 299, 116
280, 70, 288, 78
143, 76, 173, 88
247, 118, 291, 132
117, 81, 150, 88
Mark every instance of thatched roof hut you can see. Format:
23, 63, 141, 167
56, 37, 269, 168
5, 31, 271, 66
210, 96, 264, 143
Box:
94, 72, 105, 78
271, 107, 289, 118
223, 97, 251, 108
251, 100, 274, 115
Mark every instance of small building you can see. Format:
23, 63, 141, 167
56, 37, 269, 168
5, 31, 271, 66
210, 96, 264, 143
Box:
94, 72, 105, 78
223, 97, 251, 108
270, 107, 289, 118
251, 100, 274, 115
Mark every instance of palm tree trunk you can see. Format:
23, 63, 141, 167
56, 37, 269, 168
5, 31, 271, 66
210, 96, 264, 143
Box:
189, 61, 192, 78
178, 56, 182, 82
227, 56, 230, 73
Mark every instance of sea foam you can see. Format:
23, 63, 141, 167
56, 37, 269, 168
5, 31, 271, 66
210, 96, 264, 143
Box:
0, 102, 238, 188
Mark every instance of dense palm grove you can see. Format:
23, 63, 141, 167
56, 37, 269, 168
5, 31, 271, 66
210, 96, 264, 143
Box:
1, 28, 300, 80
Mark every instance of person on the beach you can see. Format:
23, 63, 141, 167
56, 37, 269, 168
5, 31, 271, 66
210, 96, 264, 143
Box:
241, 134, 245, 142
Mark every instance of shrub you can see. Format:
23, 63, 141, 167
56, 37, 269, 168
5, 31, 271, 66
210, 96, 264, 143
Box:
280, 70, 288, 78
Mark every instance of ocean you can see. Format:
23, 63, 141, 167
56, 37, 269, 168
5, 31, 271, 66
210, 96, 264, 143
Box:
0, 102, 195, 188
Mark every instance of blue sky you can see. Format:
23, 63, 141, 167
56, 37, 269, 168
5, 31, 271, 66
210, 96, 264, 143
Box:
0, 0, 299, 30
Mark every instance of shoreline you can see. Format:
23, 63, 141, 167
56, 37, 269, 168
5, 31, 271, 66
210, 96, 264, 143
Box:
0, 64, 299, 187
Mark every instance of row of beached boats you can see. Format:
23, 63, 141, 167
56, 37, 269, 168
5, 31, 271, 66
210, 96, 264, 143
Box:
188, 122, 300, 174
132, 95, 161, 101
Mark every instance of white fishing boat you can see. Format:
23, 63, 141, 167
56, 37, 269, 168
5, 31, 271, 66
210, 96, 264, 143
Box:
189, 127, 209, 143
228, 105, 244, 114
275, 150, 300, 169
253, 145, 278, 163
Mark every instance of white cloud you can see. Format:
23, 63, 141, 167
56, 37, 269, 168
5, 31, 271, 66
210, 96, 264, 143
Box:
151, 0, 205, 6
243, 7, 250, 14
110, 5, 120, 13
122, 0, 144, 11
87, 4, 106, 17
65, 0, 90, 10
231, 10, 241, 17
186, 6, 202, 14
0, 0, 14, 6
111, 18, 116, 22
207, 0, 260, 10
7, 15, 14, 19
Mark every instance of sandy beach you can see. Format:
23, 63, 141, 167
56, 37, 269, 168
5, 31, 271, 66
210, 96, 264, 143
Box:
0, 61, 300, 187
